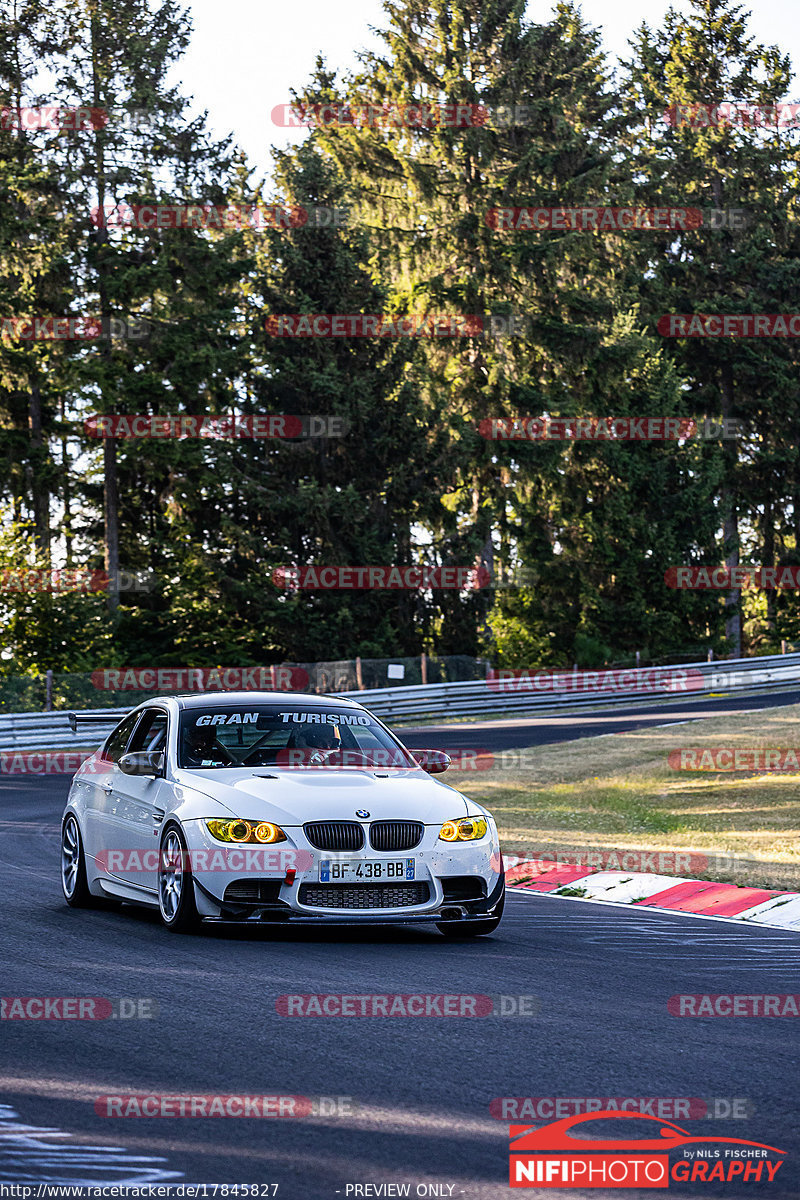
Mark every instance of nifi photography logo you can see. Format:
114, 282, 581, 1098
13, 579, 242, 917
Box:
508, 1111, 785, 1188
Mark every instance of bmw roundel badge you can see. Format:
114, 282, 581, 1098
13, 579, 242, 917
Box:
355, 809, 370, 818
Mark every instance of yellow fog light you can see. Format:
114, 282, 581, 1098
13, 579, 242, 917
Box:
438, 817, 487, 842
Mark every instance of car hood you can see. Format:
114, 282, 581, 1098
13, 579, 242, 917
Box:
172, 767, 472, 826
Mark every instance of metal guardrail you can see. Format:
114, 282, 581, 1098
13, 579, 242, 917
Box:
345, 655, 800, 722
2, 653, 800, 752
0, 707, 130, 753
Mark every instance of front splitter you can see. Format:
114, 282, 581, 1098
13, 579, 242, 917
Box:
202, 909, 466, 925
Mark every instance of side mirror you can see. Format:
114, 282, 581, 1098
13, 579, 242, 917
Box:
119, 751, 164, 777
411, 749, 451, 774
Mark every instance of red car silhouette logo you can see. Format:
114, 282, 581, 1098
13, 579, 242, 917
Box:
510, 1110, 785, 1154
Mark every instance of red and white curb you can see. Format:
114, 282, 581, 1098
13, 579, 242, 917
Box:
505, 860, 800, 930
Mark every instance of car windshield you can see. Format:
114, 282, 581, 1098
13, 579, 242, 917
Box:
176, 703, 417, 770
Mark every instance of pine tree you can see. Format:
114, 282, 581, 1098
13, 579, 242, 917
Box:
46, 0, 244, 622
623, 0, 800, 656
298, 2, 632, 655
170, 140, 438, 663
0, 0, 77, 562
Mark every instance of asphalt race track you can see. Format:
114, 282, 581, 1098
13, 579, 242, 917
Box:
2, 696, 800, 1199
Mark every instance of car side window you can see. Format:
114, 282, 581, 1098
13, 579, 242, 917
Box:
128, 710, 168, 753
103, 712, 142, 763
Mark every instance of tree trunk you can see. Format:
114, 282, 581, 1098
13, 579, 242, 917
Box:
27, 381, 50, 558
61, 396, 73, 566
720, 362, 741, 657
91, 8, 119, 611
763, 498, 776, 641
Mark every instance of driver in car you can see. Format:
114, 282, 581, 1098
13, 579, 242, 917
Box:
183, 724, 234, 767
292, 725, 341, 763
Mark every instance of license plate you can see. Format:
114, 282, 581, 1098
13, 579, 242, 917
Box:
318, 858, 415, 883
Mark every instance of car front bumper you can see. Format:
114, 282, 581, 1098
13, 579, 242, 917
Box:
183, 818, 503, 924
196, 872, 506, 925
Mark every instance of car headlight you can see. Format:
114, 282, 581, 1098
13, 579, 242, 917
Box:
206, 819, 286, 844
438, 816, 487, 842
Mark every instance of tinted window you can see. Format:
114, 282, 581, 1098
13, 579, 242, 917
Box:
103, 712, 142, 763
128, 709, 168, 753
177, 704, 415, 769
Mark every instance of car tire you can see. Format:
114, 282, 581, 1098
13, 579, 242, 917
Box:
437, 893, 504, 937
158, 823, 199, 933
61, 814, 96, 908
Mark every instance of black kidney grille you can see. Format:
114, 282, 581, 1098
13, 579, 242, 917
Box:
298, 882, 430, 909
369, 821, 424, 852
304, 821, 364, 852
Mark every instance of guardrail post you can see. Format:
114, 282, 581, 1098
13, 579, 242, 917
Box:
356, 656, 363, 690
781, 639, 787, 655
421, 652, 427, 685
635, 651, 640, 669
708, 649, 714, 663
45, 670, 53, 712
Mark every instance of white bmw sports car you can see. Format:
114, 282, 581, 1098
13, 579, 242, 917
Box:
61, 692, 505, 935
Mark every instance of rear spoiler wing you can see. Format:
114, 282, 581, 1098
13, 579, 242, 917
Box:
67, 712, 126, 733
